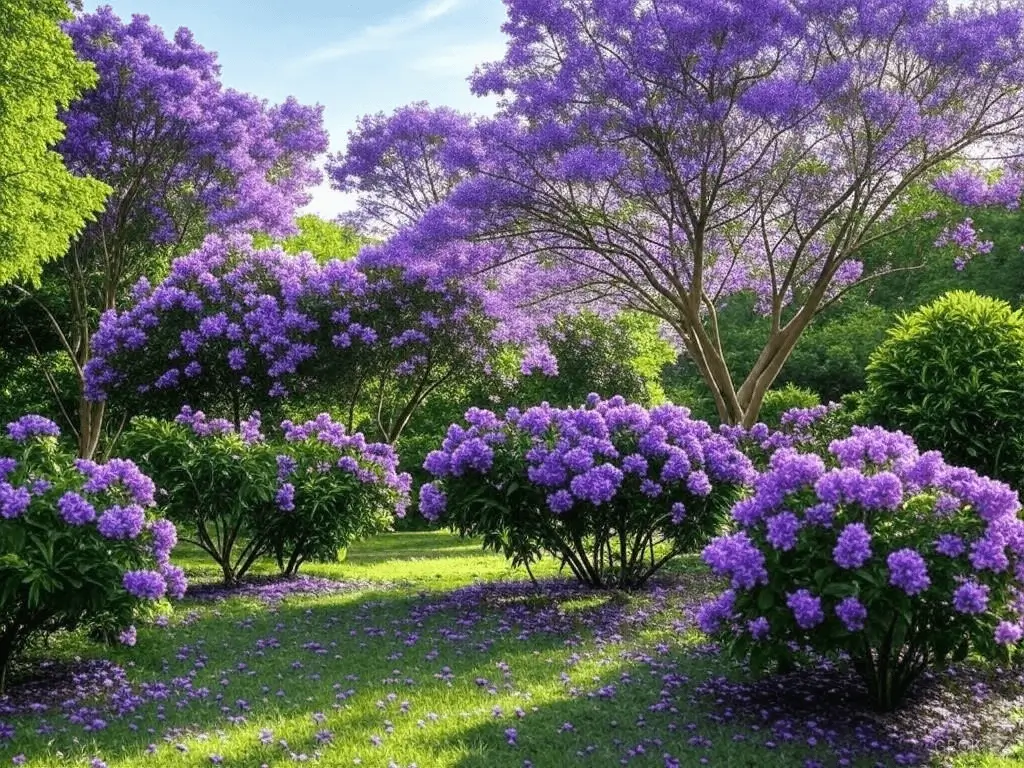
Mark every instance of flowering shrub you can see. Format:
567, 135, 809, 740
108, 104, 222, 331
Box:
0, 416, 182, 688
122, 409, 410, 583
698, 425, 1024, 710
85, 235, 499, 443
421, 396, 755, 588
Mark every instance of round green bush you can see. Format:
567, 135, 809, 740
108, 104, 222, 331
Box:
864, 290, 1024, 486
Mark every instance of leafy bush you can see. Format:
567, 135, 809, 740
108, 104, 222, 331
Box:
0, 415, 183, 688
758, 384, 820, 428
699, 425, 1024, 711
420, 396, 754, 589
122, 408, 410, 583
864, 290, 1024, 486
267, 414, 411, 575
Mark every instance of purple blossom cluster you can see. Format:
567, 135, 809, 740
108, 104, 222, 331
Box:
700, 424, 1024, 697
5, 416, 61, 443
422, 396, 754, 521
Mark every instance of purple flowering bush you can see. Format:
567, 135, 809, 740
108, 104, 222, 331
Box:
0, 416, 182, 688
421, 396, 755, 588
122, 409, 410, 583
85, 234, 499, 444
698, 425, 1024, 710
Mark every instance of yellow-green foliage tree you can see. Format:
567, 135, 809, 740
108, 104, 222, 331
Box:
0, 0, 108, 286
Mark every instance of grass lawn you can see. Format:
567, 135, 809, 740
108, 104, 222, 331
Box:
1, 531, 1022, 767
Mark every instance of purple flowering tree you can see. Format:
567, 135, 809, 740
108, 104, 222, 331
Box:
328, 102, 480, 238
421, 396, 754, 588
0, 415, 183, 688
13, 7, 327, 459
699, 425, 1024, 710
379, 0, 1024, 426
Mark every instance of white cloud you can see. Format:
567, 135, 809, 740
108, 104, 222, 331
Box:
411, 40, 507, 77
301, 0, 464, 63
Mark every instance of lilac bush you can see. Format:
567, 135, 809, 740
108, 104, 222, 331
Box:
0, 416, 182, 689
121, 409, 410, 584
698, 425, 1024, 710
85, 234, 498, 443
421, 396, 755, 588
267, 414, 411, 575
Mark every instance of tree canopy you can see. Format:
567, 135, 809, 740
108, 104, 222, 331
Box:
0, 0, 109, 286
363, 0, 1024, 425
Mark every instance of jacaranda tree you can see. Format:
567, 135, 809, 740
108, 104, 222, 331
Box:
374, 0, 1024, 426
328, 102, 480, 238
15, 7, 328, 458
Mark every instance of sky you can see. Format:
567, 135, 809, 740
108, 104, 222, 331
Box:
91, 0, 509, 217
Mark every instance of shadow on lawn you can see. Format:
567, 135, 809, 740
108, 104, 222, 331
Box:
0, 576, 677, 766
450, 642, 1024, 768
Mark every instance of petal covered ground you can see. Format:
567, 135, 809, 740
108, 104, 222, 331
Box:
0, 533, 1021, 768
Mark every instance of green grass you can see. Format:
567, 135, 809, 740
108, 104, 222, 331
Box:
0, 532, 1020, 767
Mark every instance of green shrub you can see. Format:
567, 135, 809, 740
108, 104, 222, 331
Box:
864, 290, 1024, 486
0, 416, 182, 688
122, 409, 409, 583
700, 425, 1024, 711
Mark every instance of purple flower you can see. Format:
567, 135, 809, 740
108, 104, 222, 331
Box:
833, 523, 872, 569
161, 564, 187, 599
418, 483, 447, 521
0, 483, 31, 519
686, 471, 712, 497
765, 512, 801, 551
970, 536, 1009, 572
5, 416, 60, 442
58, 492, 96, 526
547, 489, 574, 514
670, 502, 686, 524
935, 534, 966, 557
97, 505, 145, 540
995, 621, 1023, 645
119, 626, 137, 646
787, 589, 824, 629
702, 532, 768, 590
835, 596, 867, 631
696, 590, 736, 634
887, 549, 930, 595
952, 581, 990, 614
123, 570, 167, 599
569, 463, 623, 505
276, 483, 296, 512
748, 616, 770, 639
149, 519, 177, 563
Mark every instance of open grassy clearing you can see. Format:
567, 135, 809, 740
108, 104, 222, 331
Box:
0, 532, 1021, 768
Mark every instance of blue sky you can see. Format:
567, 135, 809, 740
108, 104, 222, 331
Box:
91, 0, 508, 216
